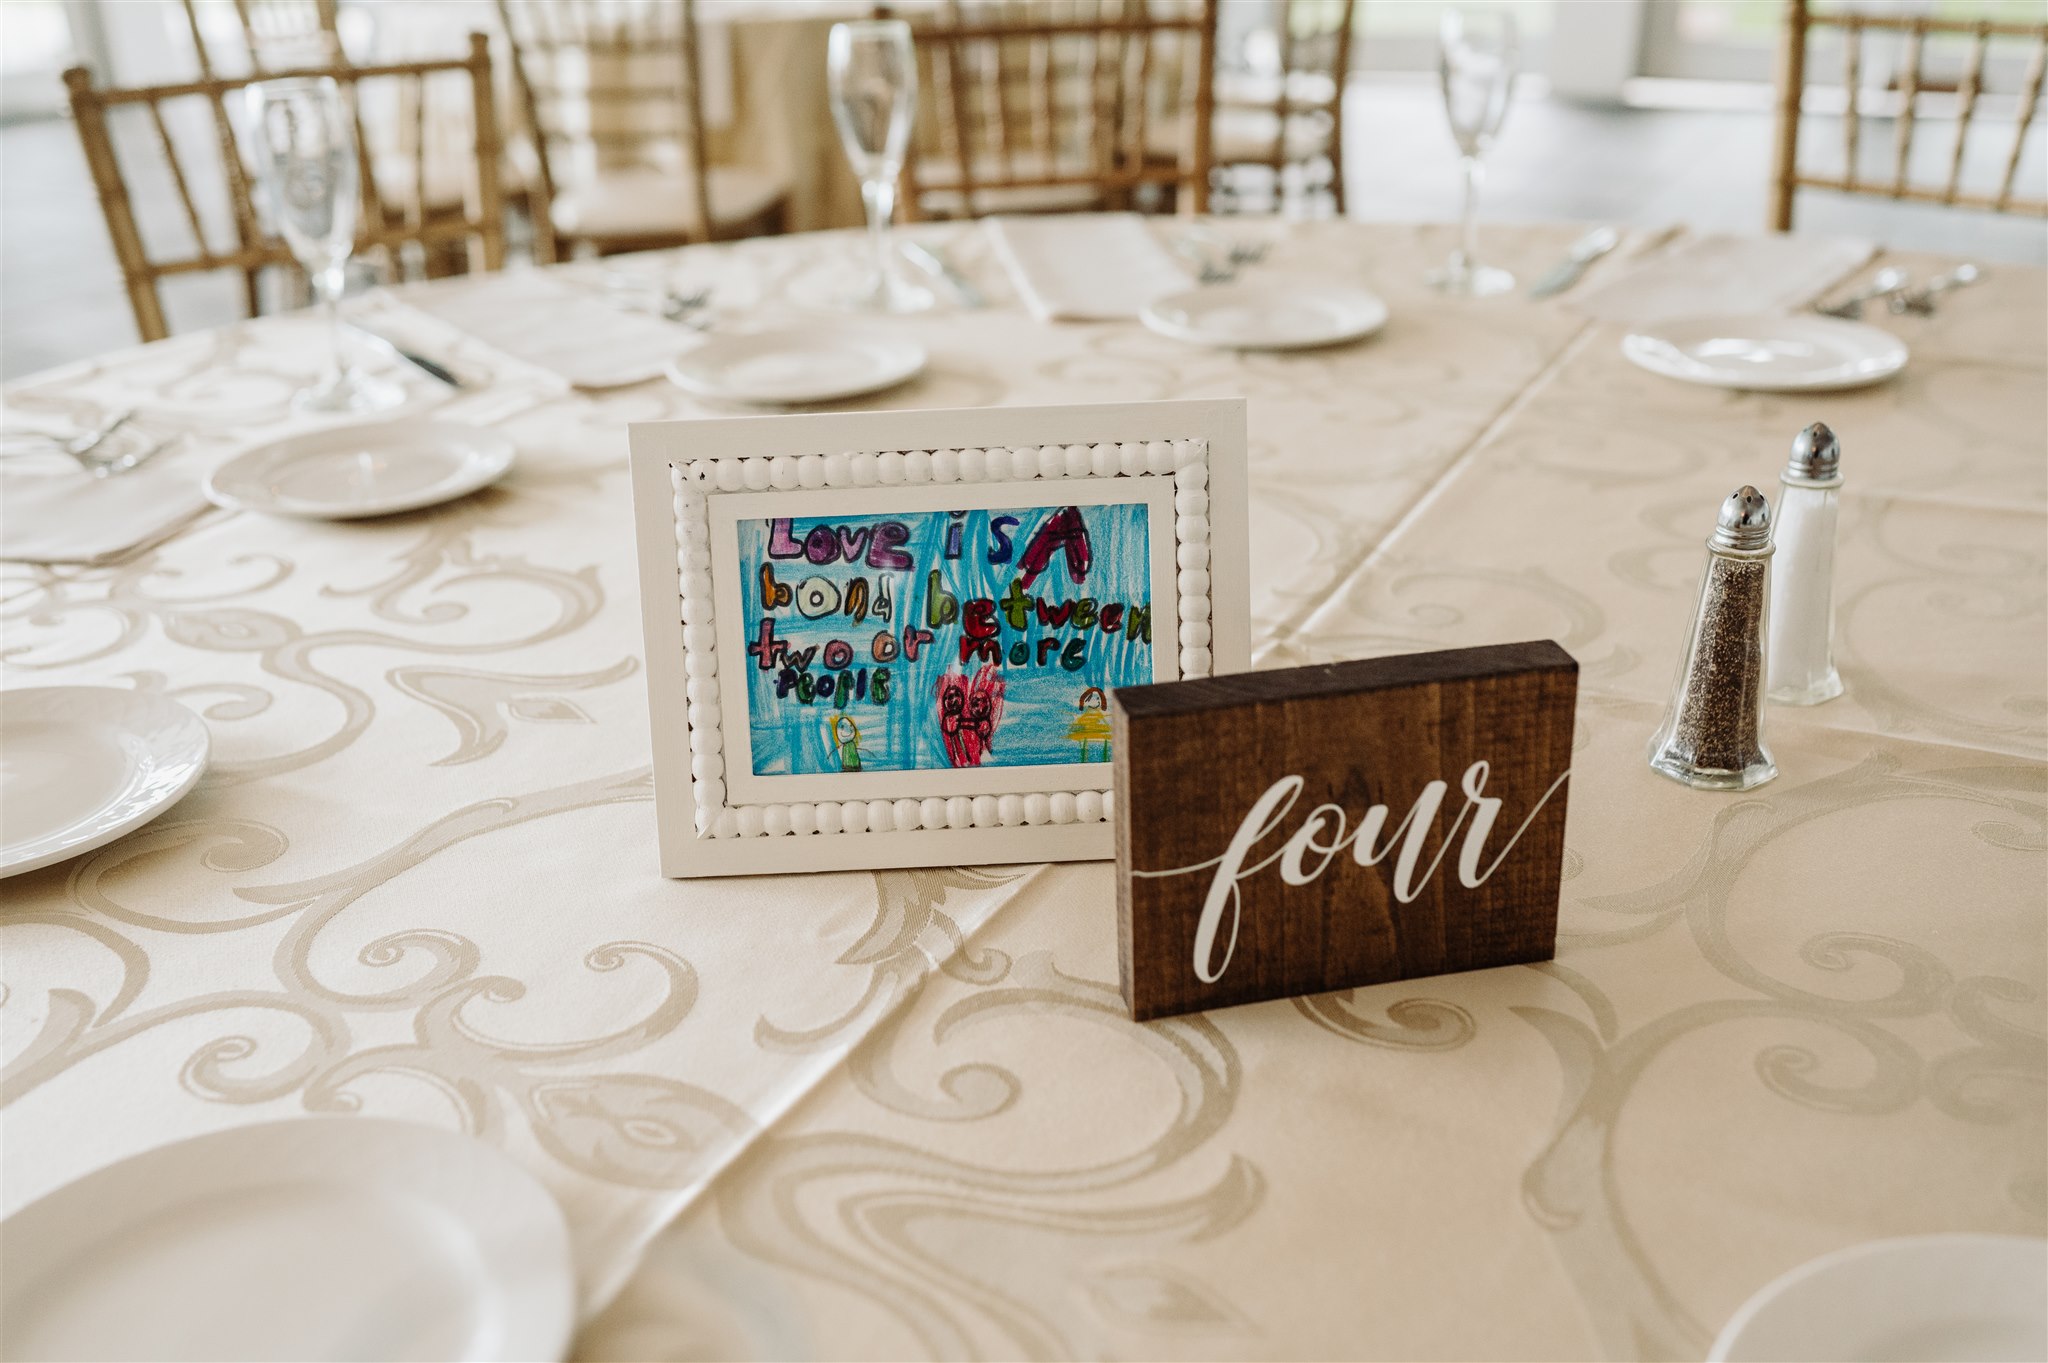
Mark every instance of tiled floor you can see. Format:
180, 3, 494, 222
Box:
4, 78, 2043, 381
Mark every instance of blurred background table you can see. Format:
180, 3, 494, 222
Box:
2, 217, 2040, 1360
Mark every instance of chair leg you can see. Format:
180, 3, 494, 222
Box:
526, 188, 561, 264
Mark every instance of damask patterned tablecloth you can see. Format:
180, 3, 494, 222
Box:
1, 222, 2040, 1361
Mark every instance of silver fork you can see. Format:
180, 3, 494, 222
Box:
1815, 267, 1910, 319
1226, 239, 1270, 270
600, 271, 711, 324
1889, 263, 1980, 315
1173, 237, 1261, 285
659, 287, 711, 323
0, 409, 171, 476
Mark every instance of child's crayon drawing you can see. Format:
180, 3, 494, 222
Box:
737, 502, 1154, 774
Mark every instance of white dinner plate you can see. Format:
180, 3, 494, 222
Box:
205, 419, 516, 519
0, 1118, 575, 1363
1621, 312, 1909, 391
1140, 281, 1390, 350
665, 330, 927, 405
1709, 1233, 2048, 1362
0, 686, 209, 878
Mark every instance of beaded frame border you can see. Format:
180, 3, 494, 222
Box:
667, 438, 1214, 842
627, 399, 1250, 880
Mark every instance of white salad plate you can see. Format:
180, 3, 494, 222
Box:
205, 419, 516, 519
1621, 312, 1909, 391
0, 686, 209, 878
1709, 1233, 2048, 1362
0, 1118, 576, 1363
1140, 281, 1389, 350
665, 330, 927, 405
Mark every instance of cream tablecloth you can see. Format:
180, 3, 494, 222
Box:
1, 221, 2040, 1361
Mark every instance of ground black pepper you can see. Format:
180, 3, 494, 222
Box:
1649, 487, 1778, 791
1665, 557, 1768, 772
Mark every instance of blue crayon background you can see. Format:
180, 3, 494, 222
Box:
737, 502, 1153, 775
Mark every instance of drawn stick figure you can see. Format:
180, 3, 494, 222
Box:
937, 666, 1005, 767
826, 714, 864, 772
1067, 687, 1112, 761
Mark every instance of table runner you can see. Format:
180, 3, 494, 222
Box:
579, 238, 2045, 1360
3, 223, 2038, 1358
0, 220, 1590, 1312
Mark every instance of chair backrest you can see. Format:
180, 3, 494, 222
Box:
63, 32, 507, 344
1217, 0, 1353, 170
901, 0, 1218, 218
1770, 0, 2047, 228
493, 0, 713, 260
180, 0, 343, 76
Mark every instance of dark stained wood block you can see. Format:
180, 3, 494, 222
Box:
1112, 641, 1578, 1021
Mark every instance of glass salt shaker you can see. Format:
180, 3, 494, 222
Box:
1766, 422, 1844, 705
1648, 486, 1778, 791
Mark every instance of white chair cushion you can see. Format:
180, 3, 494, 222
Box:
1147, 107, 1334, 165
912, 150, 1113, 217
1214, 69, 1339, 108
1214, 107, 1334, 163
548, 163, 788, 240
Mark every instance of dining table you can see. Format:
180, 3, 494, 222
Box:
0, 216, 2040, 1362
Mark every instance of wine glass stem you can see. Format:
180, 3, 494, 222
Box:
863, 174, 897, 297
1457, 155, 1484, 275
317, 263, 347, 386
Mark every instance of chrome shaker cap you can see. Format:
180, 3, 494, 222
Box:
1783, 422, 1842, 485
1711, 485, 1773, 552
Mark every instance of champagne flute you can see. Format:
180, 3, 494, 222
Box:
245, 76, 403, 413
1428, 9, 1518, 298
827, 20, 933, 314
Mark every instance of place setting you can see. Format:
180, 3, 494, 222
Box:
201, 417, 518, 521
1612, 260, 1980, 393
4, 0, 2044, 1361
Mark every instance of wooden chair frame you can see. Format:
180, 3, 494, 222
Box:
1213, 0, 1353, 215
178, 0, 345, 315
494, 0, 729, 261
900, 0, 1218, 220
1770, 0, 2047, 228
64, 32, 506, 344
180, 0, 343, 75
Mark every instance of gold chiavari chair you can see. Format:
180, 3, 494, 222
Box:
1770, 0, 2047, 229
178, 0, 506, 291
1206, 0, 1353, 215
899, 0, 1218, 220
63, 32, 508, 345
494, 0, 789, 261
177, 0, 347, 312
180, 0, 343, 74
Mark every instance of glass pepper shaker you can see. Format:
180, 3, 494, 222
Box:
1648, 486, 1778, 791
1766, 422, 1844, 705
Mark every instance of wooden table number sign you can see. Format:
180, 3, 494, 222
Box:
1111, 641, 1578, 1020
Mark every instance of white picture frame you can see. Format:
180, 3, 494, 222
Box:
628, 399, 1250, 878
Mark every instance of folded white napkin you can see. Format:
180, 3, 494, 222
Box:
0, 449, 215, 566
985, 213, 1192, 322
1567, 232, 1878, 325
402, 270, 686, 390
1, 297, 563, 566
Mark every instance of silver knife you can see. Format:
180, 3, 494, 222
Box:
1529, 226, 1620, 300
345, 321, 467, 389
899, 240, 986, 309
